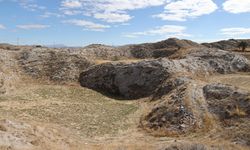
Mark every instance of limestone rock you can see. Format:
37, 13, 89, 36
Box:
79, 48, 250, 99
19, 48, 94, 82
79, 61, 169, 99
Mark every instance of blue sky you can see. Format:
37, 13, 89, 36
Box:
0, 0, 250, 46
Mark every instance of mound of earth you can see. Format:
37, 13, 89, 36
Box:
0, 49, 21, 95
79, 47, 250, 146
202, 39, 250, 51
19, 48, 94, 82
75, 38, 203, 60
203, 83, 250, 120
141, 80, 250, 136
0, 119, 79, 150
79, 48, 250, 99
120, 38, 203, 59
78, 44, 131, 60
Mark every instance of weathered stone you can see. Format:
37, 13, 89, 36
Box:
79, 48, 250, 99
79, 61, 169, 99
202, 39, 250, 51
19, 48, 94, 82
203, 83, 250, 119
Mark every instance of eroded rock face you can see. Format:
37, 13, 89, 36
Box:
78, 45, 250, 138
79, 61, 169, 99
79, 48, 250, 99
203, 83, 250, 120
142, 85, 197, 135
141, 81, 250, 136
187, 48, 250, 73
19, 48, 94, 82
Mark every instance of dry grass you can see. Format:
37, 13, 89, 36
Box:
94, 58, 144, 64
208, 73, 250, 147
227, 106, 247, 117
209, 73, 250, 92
0, 83, 138, 138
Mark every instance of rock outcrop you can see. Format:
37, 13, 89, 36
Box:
79, 61, 169, 99
203, 83, 250, 120
141, 80, 250, 136
19, 48, 94, 82
72, 38, 203, 60
79, 47, 250, 137
202, 39, 250, 51
120, 38, 203, 59
79, 48, 250, 99
77, 44, 132, 60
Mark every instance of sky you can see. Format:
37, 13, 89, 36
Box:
0, 0, 250, 46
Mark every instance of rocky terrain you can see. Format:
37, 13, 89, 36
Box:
0, 38, 250, 150
202, 39, 250, 51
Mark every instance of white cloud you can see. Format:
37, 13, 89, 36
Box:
221, 27, 250, 37
40, 12, 63, 18
94, 12, 132, 23
124, 25, 190, 38
63, 10, 81, 15
0, 24, 6, 29
61, 0, 166, 23
3, 0, 46, 11
223, 0, 250, 13
15, 0, 46, 11
63, 19, 110, 31
17, 24, 50, 30
154, 0, 218, 21
61, 0, 82, 8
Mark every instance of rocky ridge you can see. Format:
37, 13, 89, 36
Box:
79, 45, 250, 143
202, 39, 250, 51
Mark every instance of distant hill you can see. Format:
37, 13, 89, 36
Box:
45, 44, 68, 48
119, 38, 203, 58
202, 39, 250, 51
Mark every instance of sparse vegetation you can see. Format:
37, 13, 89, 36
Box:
0, 84, 138, 137
112, 56, 120, 61
238, 41, 248, 52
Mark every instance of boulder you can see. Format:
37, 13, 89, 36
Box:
79, 61, 169, 99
